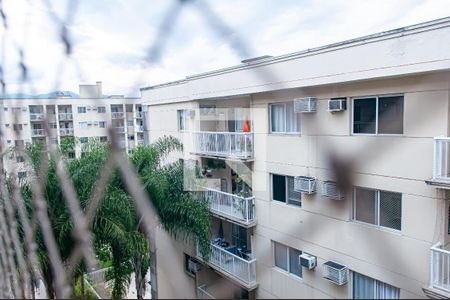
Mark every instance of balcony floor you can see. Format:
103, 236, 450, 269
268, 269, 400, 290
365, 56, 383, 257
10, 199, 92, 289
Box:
190, 151, 254, 162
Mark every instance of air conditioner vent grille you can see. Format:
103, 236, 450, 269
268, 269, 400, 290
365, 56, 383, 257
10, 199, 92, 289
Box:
322, 261, 348, 285
294, 176, 317, 194
322, 181, 344, 200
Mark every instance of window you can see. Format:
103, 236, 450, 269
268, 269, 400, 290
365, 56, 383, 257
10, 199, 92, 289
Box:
97, 106, 105, 113
16, 156, 25, 163
68, 151, 76, 159
353, 272, 399, 299
99, 121, 106, 128
127, 120, 133, 127
18, 171, 27, 179
353, 187, 401, 230
273, 241, 302, 278
184, 254, 198, 278
3, 107, 7, 111
77, 106, 86, 114
14, 140, 25, 150
177, 110, 189, 131
5, 124, 10, 127
128, 134, 135, 140
13, 124, 23, 131
49, 123, 57, 129
353, 95, 403, 134
78, 122, 88, 129
269, 102, 300, 133
271, 174, 301, 207
79, 137, 88, 144
99, 136, 108, 143
231, 224, 247, 248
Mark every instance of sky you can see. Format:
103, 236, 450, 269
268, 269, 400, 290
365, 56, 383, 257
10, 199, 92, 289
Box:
1, 0, 450, 97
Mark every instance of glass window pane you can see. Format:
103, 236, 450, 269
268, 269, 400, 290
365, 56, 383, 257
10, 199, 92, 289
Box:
378, 96, 404, 134
353, 272, 375, 299
379, 191, 402, 230
272, 175, 286, 203
287, 176, 301, 207
353, 98, 376, 134
271, 104, 286, 133
354, 188, 376, 225
376, 281, 400, 299
286, 102, 299, 133
289, 248, 302, 277
274, 242, 288, 271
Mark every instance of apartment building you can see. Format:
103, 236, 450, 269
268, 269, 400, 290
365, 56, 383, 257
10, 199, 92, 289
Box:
0, 82, 144, 179
140, 17, 450, 299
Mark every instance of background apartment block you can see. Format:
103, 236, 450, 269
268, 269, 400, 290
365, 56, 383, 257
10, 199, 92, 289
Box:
0, 82, 144, 179
140, 18, 450, 299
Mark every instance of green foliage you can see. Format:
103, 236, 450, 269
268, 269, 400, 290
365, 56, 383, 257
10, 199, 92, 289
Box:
16, 135, 211, 298
73, 276, 97, 300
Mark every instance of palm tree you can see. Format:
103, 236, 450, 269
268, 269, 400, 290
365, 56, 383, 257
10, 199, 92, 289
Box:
16, 136, 211, 299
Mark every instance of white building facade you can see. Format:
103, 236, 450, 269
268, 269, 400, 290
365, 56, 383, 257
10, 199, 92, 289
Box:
140, 17, 450, 299
0, 82, 145, 179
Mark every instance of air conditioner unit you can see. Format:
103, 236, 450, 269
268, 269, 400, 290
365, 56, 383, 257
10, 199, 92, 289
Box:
299, 253, 317, 270
294, 176, 317, 194
294, 97, 317, 113
187, 257, 201, 273
322, 261, 348, 285
322, 181, 344, 200
328, 98, 347, 112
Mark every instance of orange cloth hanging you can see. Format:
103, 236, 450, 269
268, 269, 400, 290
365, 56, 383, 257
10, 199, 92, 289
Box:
243, 118, 250, 132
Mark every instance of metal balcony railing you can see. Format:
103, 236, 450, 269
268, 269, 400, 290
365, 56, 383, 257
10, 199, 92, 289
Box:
197, 242, 256, 286
430, 243, 450, 293
30, 113, 44, 121
204, 189, 255, 225
433, 138, 450, 182
135, 125, 144, 132
197, 285, 215, 299
114, 127, 126, 134
192, 131, 253, 159
111, 112, 125, 119
31, 129, 45, 136
59, 128, 74, 136
135, 111, 143, 118
58, 113, 73, 120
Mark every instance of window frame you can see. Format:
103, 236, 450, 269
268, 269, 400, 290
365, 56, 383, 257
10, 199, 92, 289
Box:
270, 173, 302, 207
272, 241, 303, 279
351, 271, 400, 299
268, 102, 301, 135
97, 106, 106, 113
177, 109, 188, 132
77, 106, 87, 114
351, 94, 404, 136
352, 187, 402, 232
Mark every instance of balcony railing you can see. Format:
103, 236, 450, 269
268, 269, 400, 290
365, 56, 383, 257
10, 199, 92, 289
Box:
59, 128, 74, 136
30, 113, 44, 121
433, 138, 450, 183
137, 139, 145, 145
197, 242, 256, 287
430, 243, 450, 293
58, 113, 73, 120
135, 125, 144, 132
114, 127, 126, 134
192, 131, 253, 159
31, 129, 45, 136
204, 189, 255, 225
135, 111, 143, 118
111, 112, 125, 119
197, 285, 215, 299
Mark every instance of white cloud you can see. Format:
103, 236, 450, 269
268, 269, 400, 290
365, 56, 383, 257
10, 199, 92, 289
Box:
1, 0, 448, 97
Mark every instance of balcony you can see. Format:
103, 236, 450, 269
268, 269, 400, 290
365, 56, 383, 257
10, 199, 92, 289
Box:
197, 240, 257, 289
192, 131, 253, 160
135, 111, 143, 118
111, 112, 125, 119
424, 243, 450, 298
114, 127, 126, 134
137, 139, 145, 145
203, 189, 255, 227
30, 113, 44, 121
197, 285, 215, 299
31, 129, 45, 136
59, 128, 74, 136
135, 125, 144, 132
58, 113, 73, 121
427, 138, 450, 188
